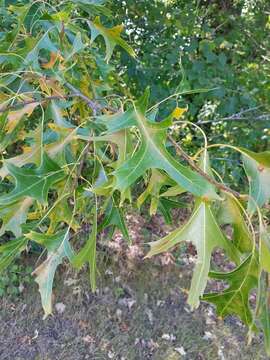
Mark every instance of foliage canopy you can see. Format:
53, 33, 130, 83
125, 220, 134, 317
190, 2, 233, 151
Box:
0, 0, 270, 354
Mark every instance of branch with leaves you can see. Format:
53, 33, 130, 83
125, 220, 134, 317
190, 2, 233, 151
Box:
0, 1, 270, 355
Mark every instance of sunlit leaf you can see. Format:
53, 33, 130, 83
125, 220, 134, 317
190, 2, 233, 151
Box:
31, 230, 73, 318
7, 102, 39, 133
146, 201, 239, 308
98, 90, 219, 200
240, 149, 270, 213
88, 17, 135, 62
0, 197, 33, 237
172, 107, 187, 119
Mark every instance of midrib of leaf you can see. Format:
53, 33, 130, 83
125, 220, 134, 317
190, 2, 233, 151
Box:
42, 236, 67, 309
33, 229, 73, 318
255, 171, 262, 204
134, 108, 195, 188
241, 291, 249, 325
123, 129, 128, 162
190, 203, 207, 304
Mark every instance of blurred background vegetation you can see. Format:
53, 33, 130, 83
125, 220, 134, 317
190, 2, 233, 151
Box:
107, 0, 270, 187
112, 0, 269, 142
0, 3, 269, 357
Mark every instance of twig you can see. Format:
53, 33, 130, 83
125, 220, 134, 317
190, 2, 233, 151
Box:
64, 82, 117, 113
0, 84, 117, 114
64, 82, 102, 113
0, 95, 68, 113
197, 106, 269, 125
198, 114, 270, 125
71, 138, 92, 192
168, 135, 242, 199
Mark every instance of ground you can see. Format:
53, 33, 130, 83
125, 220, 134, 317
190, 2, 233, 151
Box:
0, 209, 268, 360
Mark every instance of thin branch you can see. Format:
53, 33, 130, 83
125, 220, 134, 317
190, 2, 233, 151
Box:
197, 106, 270, 125
0, 95, 68, 113
168, 134, 242, 199
198, 114, 270, 125
64, 82, 117, 113
64, 82, 102, 113
0, 84, 117, 114
71, 138, 92, 192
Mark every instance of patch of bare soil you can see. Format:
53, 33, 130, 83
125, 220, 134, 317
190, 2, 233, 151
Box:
0, 209, 268, 360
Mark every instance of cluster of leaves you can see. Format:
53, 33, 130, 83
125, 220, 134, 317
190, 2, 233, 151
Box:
0, 0, 270, 355
112, 0, 270, 177
0, 263, 32, 297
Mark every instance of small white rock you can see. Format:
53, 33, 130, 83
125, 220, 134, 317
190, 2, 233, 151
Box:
108, 350, 115, 359
145, 308, 153, 324
32, 329, 39, 340
19, 283, 25, 293
127, 299, 136, 310
161, 333, 176, 341
218, 348, 225, 360
203, 331, 215, 340
105, 269, 113, 276
157, 300, 165, 307
174, 346, 186, 356
55, 302, 66, 314
116, 308, 122, 320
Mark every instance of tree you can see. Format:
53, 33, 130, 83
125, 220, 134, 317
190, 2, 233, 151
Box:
0, 0, 270, 354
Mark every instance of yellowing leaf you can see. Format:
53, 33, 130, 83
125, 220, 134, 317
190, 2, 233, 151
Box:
0, 145, 41, 179
0, 197, 33, 237
97, 90, 219, 200
39, 77, 65, 96
0, 125, 76, 179
32, 230, 73, 318
137, 169, 175, 216
172, 107, 187, 119
42, 52, 63, 69
0, 128, 42, 179
48, 199, 79, 233
89, 17, 136, 62
240, 148, 270, 213
7, 102, 38, 132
